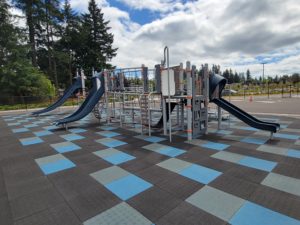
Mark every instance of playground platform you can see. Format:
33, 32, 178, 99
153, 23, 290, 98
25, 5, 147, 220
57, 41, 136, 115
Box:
1, 110, 300, 225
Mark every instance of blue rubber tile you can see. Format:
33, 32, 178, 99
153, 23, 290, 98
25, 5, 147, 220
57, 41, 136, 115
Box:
216, 130, 233, 135
144, 136, 166, 143
12, 128, 29, 133
238, 156, 277, 172
100, 126, 118, 131
240, 126, 258, 131
229, 201, 300, 225
241, 137, 267, 145
201, 141, 230, 151
43, 125, 57, 130
158, 146, 186, 157
40, 159, 76, 175
287, 149, 300, 159
20, 137, 44, 146
96, 138, 127, 148
50, 142, 81, 153
60, 134, 85, 141
69, 128, 87, 133
274, 133, 300, 140
105, 174, 153, 200
179, 164, 222, 184
34, 130, 53, 137
97, 131, 120, 138
104, 152, 136, 165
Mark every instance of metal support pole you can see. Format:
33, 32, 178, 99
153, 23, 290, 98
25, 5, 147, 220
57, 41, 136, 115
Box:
186, 61, 192, 141
204, 64, 209, 135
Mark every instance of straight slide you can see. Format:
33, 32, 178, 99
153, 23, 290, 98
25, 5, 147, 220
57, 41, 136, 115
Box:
54, 75, 104, 126
212, 98, 279, 133
32, 77, 82, 115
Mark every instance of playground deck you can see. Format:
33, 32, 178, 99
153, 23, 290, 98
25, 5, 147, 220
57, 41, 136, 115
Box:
1, 110, 300, 225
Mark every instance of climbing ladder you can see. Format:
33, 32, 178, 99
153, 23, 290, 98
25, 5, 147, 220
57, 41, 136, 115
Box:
139, 93, 151, 135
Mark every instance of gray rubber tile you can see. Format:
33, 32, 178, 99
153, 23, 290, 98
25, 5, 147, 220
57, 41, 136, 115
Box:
186, 186, 245, 222
127, 186, 182, 222
210, 174, 259, 199
14, 210, 57, 225
257, 145, 288, 156
67, 185, 121, 221
249, 185, 300, 220
10, 186, 64, 220
261, 172, 300, 197
156, 201, 227, 225
211, 151, 244, 163
84, 202, 152, 225
90, 166, 130, 185
157, 158, 192, 173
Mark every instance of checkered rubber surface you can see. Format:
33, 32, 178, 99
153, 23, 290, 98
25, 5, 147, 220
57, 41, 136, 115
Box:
0, 110, 300, 225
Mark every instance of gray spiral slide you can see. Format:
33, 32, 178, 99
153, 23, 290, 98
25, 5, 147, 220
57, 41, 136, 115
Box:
32, 77, 82, 115
54, 74, 105, 126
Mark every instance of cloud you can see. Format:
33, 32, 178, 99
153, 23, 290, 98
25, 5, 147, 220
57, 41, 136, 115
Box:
12, 0, 300, 77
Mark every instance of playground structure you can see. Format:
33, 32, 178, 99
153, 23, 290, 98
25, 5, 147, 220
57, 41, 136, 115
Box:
34, 47, 280, 140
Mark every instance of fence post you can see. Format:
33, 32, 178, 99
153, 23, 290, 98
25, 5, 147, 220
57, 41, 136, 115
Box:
281, 85, 283, 98
267, 82, 269, 99
290, 85, 292, 98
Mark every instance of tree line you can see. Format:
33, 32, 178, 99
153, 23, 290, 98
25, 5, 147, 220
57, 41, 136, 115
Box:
0, 0, 117, 97
212, 65, 300, 85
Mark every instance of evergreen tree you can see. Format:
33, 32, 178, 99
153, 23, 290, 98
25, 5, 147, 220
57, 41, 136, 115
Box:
12, 0, 43, 67
0, 0, 55, 96
246, 69, 252, 84
234, 72, 240, 83
223, 69, 230, 81
79, 0, 117, 75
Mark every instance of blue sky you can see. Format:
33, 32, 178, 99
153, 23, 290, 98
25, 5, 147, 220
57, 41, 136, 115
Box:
66, 0, 300, 76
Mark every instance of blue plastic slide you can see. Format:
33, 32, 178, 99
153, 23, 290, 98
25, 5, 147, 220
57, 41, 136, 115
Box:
32, 77, 82, 115
54, 74, 105, 126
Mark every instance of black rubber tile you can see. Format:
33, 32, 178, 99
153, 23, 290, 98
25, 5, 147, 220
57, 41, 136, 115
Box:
48, 203, 82, 225
272, 163, 300, 179
41, 135, 65, 144
156, 201, 227, 225
120, 158, 153, 173
77, 158, 111, 174
210, 174, 259, 199
24, 144, 57, 159
127, 186, 182, 222
249, 185, 300, 220
0, 170, 7, 198
48, 168, 100, 200
225, 164, 268, 184
155, 173, 204, 200
279, 156, 300, 167
67, 185, 121, 221
14, 210, 58, 225
10, 186, 64, 220
6, 176, 52, 200
137, 165, 179, 185
0, 196, 13, 225
196, 157, 235, 173
177, 148, 213, 164
64, 151, 99, 166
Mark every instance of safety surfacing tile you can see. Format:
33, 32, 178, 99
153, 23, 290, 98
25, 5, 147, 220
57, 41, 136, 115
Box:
60, 134, 85, 141
96, 131, 120, 138
261, 173, 300, 197
50, 141, 81, 153
19, 137, 44, 146
35, 154, 76, 175
84, 202, 153, 225
186, 186, 246, 222
229, 201, 300, 225
93, 148, 136, 165
34, 130, 53, 137
96, 138, 127, 148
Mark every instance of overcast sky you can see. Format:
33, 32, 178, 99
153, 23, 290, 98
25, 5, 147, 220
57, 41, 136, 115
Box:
13, 0, 300, 77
